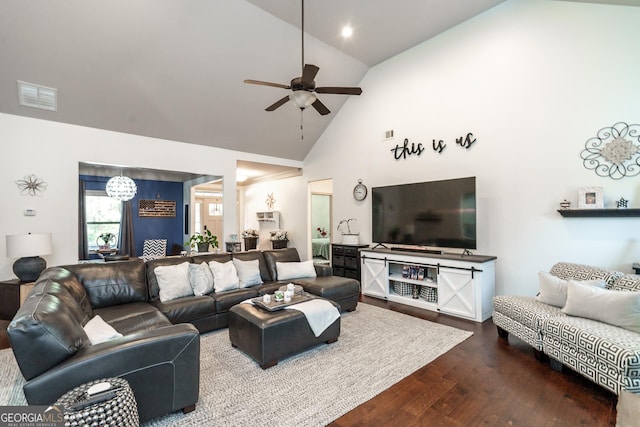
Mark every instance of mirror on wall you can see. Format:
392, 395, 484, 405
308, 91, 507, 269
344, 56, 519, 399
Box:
311, 193, 332, 263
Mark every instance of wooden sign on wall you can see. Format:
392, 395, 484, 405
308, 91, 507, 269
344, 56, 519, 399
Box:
139, 200, 176, 218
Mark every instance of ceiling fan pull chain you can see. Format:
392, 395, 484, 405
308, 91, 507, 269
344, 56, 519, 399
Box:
300, 109, 304, 141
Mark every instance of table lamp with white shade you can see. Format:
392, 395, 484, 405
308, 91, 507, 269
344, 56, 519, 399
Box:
6, 233, 53, 282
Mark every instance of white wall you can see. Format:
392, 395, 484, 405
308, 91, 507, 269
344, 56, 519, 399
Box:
0, 113, 302, 279
241, 177, 307, 253
301, 0, 640, 296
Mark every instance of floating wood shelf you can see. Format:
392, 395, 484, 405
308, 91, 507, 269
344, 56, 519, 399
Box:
557, 209, 640, 217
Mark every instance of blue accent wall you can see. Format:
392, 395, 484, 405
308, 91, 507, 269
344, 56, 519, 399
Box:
81, 175, 184, 256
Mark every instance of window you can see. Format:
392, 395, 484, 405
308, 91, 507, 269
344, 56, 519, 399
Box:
86, 190, 122, 249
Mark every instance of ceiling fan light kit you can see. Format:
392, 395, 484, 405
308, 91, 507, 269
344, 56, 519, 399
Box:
289, 90, 316, 109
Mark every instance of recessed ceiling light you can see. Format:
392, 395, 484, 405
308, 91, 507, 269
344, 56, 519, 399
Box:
341, 26, 353, 39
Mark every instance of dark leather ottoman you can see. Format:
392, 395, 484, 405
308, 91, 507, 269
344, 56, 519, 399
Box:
228, 300, 340, 369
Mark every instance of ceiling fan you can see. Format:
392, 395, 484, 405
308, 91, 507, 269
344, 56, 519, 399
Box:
244, 0, 362, 116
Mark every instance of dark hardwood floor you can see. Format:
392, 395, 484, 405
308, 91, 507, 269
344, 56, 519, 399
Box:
1, 297, 618, 426
330, 296, 617, 427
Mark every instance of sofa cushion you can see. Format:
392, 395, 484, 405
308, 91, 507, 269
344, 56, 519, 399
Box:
276, 260, 317, 281
233, 251, 272, 282
154, 262, 194, 302
209, 260, 240, 292
151, 296, 218, 324
192, 253, 232, 265
493, 295, 564, 332
8, 292, 90, 381
94, 302, 171, 334
562, 281, 640, 333
549, 262, 624, 287
212, 288, 259, 313
295, 276, 359, 302
263, 248, 301, 282
233, 258, 263, 288
83, 315, 123, 345
38, 267, 93, 318
611, 274, 640, 292
29, 278, 92, 326
541, 315, 640, 394
64, 260, 147, 309
188, 262, 214, 295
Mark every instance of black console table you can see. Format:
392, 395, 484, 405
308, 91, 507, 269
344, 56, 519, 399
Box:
332, 244, 368, 282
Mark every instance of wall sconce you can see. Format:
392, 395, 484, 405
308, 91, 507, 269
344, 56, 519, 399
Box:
6, 233, 53, 282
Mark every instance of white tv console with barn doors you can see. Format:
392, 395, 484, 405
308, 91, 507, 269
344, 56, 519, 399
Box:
360, 248, 496, 322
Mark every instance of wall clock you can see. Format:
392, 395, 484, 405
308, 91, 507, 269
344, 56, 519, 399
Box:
353, 179, 368, 201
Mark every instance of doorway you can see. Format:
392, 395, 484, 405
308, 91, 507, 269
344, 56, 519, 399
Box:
309, 179, 333, 265
193, 182, 224, 242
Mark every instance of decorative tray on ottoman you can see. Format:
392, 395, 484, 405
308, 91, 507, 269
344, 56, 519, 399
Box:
252, 294, 313, 311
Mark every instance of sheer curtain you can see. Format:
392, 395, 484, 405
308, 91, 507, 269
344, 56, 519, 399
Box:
119, 200, 135, 256
78, 179, 89, 260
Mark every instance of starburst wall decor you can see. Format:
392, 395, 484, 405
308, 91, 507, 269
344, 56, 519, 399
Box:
580, 122, 640, 180
15, 174, 48, 196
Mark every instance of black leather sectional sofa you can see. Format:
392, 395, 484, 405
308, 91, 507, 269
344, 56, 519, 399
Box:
7, 248, 359, 422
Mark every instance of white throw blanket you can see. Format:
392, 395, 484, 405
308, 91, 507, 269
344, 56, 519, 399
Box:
285, 299, 340, 337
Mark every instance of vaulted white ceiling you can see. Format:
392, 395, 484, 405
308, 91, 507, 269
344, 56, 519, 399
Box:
0, 0, 629, 161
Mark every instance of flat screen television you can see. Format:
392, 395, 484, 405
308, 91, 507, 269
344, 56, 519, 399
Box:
372, 177, 476, 250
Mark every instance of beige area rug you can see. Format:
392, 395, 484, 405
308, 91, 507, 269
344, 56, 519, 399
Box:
0, 303, 472, 426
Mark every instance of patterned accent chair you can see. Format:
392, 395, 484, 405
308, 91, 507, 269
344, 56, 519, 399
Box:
140, 239, 167, 262
493, 263, 623, 360
493, 262, 640, 395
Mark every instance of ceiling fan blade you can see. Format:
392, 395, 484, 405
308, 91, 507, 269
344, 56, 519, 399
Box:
300, 64, 320, 87
244, 79, 291, 90
315, 86, 363, 95
266, 96, 290, 111
311, 98, 330, 116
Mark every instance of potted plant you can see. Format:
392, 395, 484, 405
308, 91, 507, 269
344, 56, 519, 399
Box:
242, 228, 259, 250
270, 229, 288, 249
337, 218, 359, 245
97, 232, 116, 250
185, 229, 219, 253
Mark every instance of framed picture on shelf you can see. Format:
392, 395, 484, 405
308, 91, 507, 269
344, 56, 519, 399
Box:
578, 187, 603, 209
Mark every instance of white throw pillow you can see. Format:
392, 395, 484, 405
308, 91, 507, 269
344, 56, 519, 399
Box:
189, 262, 214, 295
209, 260, 240, 292
154, 262, 194, 302
562, 280, 640, 333
276, 260, 317, 281
232, 258, 263, 288
83, 315, 123, 345
536, 271, 605, 308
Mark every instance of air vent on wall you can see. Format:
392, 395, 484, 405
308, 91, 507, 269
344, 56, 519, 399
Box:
17, 80, 58, 111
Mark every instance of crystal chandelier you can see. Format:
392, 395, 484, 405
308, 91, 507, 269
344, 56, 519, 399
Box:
106, 174, 137, 201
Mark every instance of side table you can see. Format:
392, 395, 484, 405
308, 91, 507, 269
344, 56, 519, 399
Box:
633, 263, 640, 275
0, 279, 35, 321
55, 377, 139, 426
